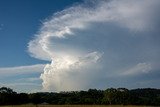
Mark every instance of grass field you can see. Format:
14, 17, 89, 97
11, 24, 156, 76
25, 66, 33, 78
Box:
0, 105, 157, 107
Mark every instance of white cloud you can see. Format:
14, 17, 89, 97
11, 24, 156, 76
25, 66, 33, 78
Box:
40, 52, 103, 92
0, 64, 45, 76
28, 39, 52, 61
0, 64, 45, 92
28, 0, 160, 61
27, 0, 160, 91
105, 0, 159, 31
121, 63, 152, 76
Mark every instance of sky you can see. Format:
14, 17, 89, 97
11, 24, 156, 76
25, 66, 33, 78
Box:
0, 0, 160, 92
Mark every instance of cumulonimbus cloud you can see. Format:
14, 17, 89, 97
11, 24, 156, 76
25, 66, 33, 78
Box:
28, 0, 160, 91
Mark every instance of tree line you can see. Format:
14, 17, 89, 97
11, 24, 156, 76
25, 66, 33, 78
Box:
0, 87, 160, 105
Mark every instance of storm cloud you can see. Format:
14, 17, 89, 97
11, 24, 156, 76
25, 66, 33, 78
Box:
28, 0, 160, 91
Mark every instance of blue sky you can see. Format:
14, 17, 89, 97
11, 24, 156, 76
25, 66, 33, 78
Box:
0, 0, 82, 67
0, 0, 160, 92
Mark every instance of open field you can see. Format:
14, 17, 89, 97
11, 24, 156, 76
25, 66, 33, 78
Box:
0, 105, 157, 107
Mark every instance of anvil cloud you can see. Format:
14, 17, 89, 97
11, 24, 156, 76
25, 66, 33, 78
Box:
28, 0, 160, 91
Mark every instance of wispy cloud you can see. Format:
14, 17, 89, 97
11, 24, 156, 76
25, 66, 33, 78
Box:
0, 64, 45, 92
121, 62, 152, 76
0, 64, 45, 76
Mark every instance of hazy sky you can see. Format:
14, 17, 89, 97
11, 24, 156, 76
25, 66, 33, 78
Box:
0, 0, 160, 92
